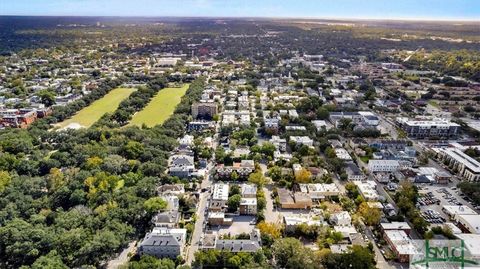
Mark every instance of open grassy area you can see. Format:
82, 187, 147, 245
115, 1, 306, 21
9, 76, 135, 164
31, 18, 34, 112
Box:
129, 84, 189, 127
428, 100, 440, 108
56, 88, 136, 129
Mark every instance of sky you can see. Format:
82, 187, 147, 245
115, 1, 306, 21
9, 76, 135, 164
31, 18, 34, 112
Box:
1, 0, 479, 20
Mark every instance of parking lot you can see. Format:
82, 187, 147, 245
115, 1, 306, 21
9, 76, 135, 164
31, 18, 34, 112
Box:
210, 215, 256, 236
417, 184, 480, 224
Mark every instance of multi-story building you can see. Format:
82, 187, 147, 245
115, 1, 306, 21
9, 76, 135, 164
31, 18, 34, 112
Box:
434, 147, 480, 181
283, 215, 324, 232
168, 155, 195, 178
345, 162, 366, 181
330, 211, 352, 226
187, 121, 216, 132
202, 229, 261, 253
277, 188, 312, 209
353, 180, 379, 201
264, 117, 280, 134
241, 184, 257, 198
210, 183, 229, 211
368, 159, 401, 172
289, 136, 314, 147
216, 160, 255, 179
329, 111, 379, 127
298, 183, 341, 201
383, 230, 416, 263
137, 227, 187, 259
270, 136, 287, 152
239, 198, 257, 215
396, 117, 460, 139
192, 101, 218, 119
380, 222, 411, 235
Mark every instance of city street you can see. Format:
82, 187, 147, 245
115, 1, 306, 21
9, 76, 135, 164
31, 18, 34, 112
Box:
185, 177, 212, 265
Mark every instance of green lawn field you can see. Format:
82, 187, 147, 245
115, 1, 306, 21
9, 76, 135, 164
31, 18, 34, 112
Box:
56, 87, 137, 129
129, 84, 189, 127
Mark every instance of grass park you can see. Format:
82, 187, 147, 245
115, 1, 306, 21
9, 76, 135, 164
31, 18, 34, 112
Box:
56, 87, 137, 129
128, 84, 189, 127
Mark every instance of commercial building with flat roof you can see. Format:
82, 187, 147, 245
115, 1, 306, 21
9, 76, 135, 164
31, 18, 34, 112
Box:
368, 159, 401, 172
210, 183, 229, 211
298, 183, 341, 201
397, 117, 460, 139
353, 180, 379, 200
434, 147, 480, 181
442, 205, 477, 218
456, 214, 480, 234
383, 230, 416, 263
380, 222, 411, 235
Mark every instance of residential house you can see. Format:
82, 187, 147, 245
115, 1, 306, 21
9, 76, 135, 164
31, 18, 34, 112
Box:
137, 227, 187, 259
168, 155, 195, 178
241, 184, 257, 198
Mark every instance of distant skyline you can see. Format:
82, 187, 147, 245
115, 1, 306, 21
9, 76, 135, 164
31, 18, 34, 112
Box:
1, 0, 479, 21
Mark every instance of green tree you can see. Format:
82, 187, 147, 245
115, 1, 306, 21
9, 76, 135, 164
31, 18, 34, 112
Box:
128, 255, 175, 269
272, 238, 321, 269
322, 245, 376, 269
31, 251, 68, 269
0, 170, 12, 193
37, 90, 56, 107
227, 194, 242, 212
248, 172, 267, 187
122, 141, 145, 159
229, 184, 241, 196
358, 202, 381, 226
143, 197, 168, 213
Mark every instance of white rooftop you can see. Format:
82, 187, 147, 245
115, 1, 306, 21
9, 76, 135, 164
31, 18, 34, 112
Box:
212, 183, 229, 201
443, 205, 477, 216
384, 230, 416, 255
456, 234, 480, 257
380, 222, 411, 230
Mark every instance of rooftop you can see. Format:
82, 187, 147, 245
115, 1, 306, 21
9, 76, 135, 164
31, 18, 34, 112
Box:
443, 205, 477, 216
437, 147, 480, 173
212, 183, 229, 201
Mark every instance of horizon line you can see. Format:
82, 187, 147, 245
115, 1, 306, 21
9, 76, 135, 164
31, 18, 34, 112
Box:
1, 14, 479, 23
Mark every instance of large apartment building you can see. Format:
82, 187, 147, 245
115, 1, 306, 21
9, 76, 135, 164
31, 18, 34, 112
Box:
192, 101, 218, 120
396, 117, 460, 139
434, 147, 480, 181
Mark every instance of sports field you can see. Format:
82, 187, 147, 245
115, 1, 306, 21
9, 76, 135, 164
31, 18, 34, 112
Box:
129, 84, 189, 127
56, 87, 136, 129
